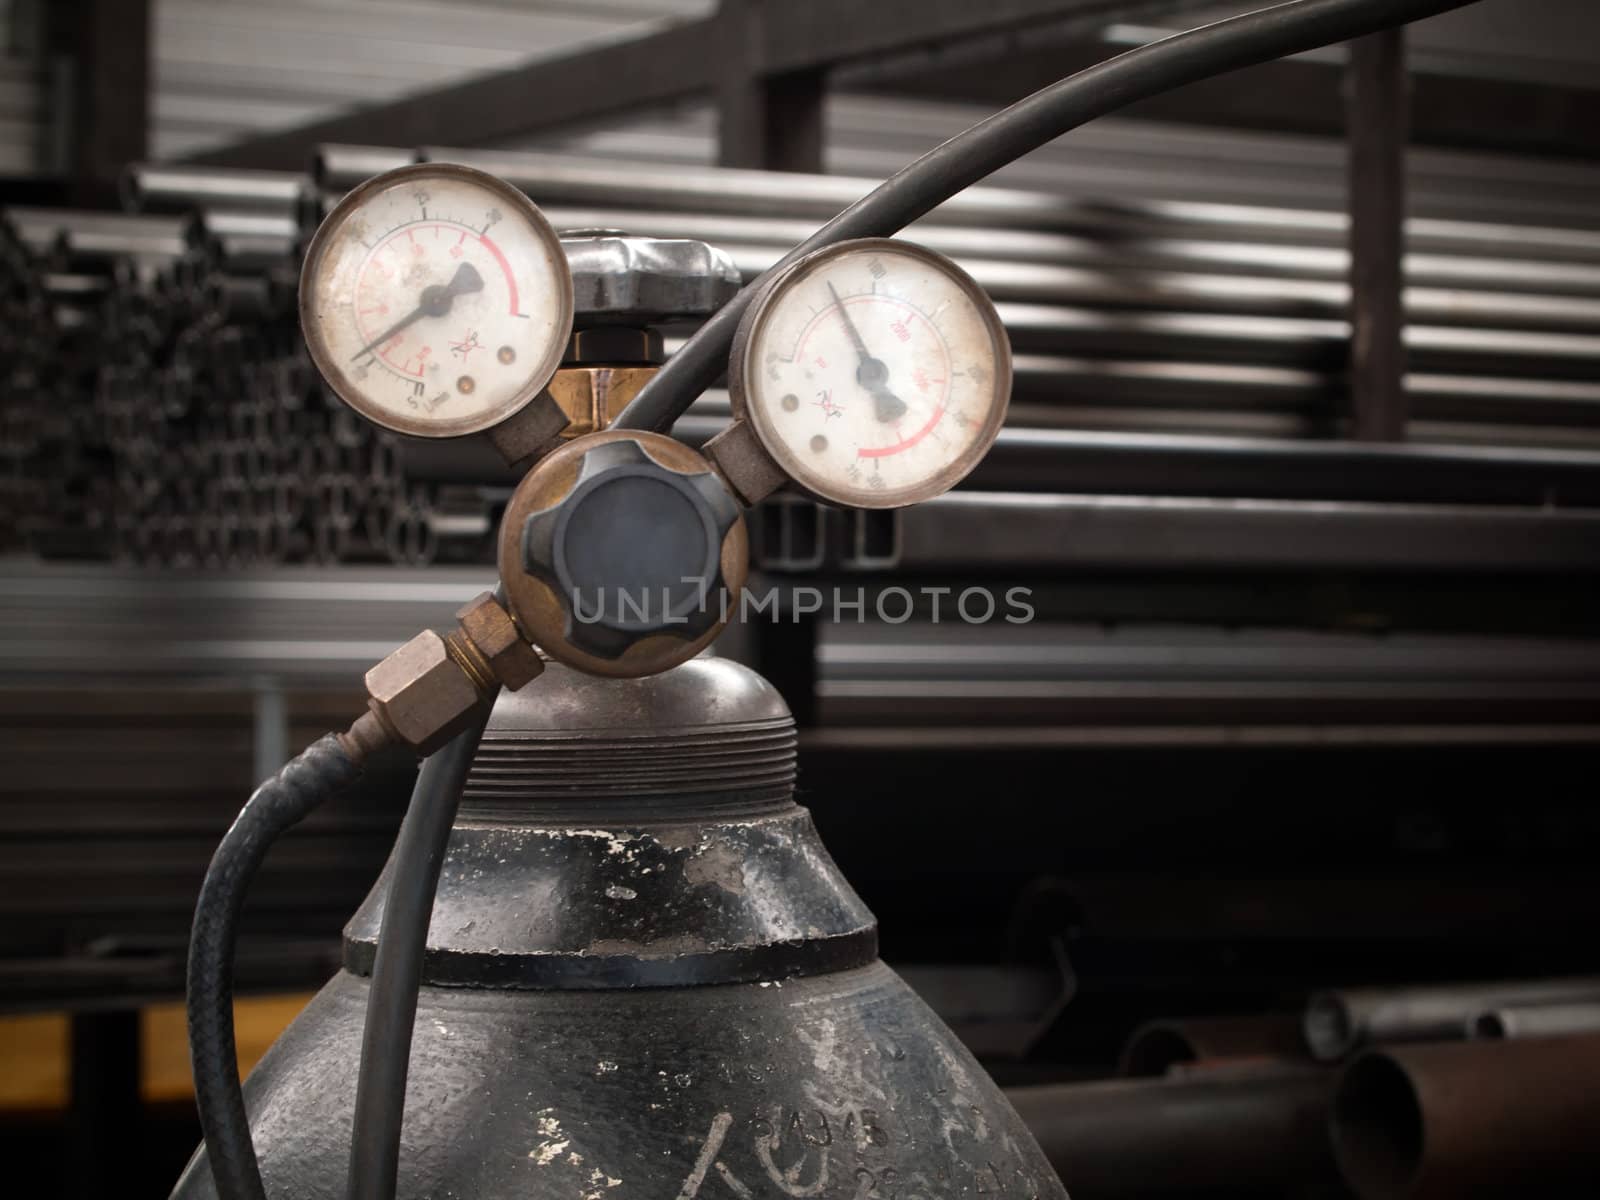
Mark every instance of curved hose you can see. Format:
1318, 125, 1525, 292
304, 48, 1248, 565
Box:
346, 711, 494, 1200
613, 0, 1480, 435
187, 734, 364, 1200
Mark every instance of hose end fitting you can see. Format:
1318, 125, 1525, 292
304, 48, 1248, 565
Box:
361, 594, 542, 757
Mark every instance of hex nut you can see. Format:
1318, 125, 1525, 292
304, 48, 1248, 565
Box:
455, 592, 545, 690
364, 629, 483, 755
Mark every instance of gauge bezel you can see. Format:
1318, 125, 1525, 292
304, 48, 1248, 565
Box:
727, 237, 1010, 509
298, 161, 574, 439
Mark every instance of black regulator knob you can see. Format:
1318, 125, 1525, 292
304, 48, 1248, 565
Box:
498, 431, 747, 678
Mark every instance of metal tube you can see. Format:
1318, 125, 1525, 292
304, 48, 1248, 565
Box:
1304, 976, 1600, 1061
313, 144, 416, 190
416, 143, 1600, 264
121, 164, 304, 214
710, 239, 1600, 331
1119, 1014, 1307, 1076
8, 207, 188, 242
253, 408, 1600, 505
531, 204, 1600, 296
187, 209, 300, 245
1330, 1034, 1600, 1199
1007, 1065, 1337, 1196
1470, 1001, 1600, 1041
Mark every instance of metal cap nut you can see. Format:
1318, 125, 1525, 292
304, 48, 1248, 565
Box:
365, 629, 484, 755
561, 235, 741, 322
455, 592, 544, 690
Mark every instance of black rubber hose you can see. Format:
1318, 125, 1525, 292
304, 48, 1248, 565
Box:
187, 734, 364, 1200
612, 0, 1480, 436
346, 708, 495, 1200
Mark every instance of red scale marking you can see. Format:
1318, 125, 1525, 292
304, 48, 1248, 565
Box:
858, 405, 947, 458
793, 295, 952, 459
352, 221, 525, 372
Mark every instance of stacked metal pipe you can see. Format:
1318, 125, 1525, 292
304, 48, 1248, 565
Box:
1308, 979, 1600, 1198
1226, 978, 1600, 1200
8, 142, 1600, 566
1004, 981, 1600, 1198
342, 144, 1600, 446
0, 167, 468, 567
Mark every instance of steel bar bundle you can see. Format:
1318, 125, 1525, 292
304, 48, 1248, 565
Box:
8, 139, 1600, 567
0, 164, 471, 568
394, 145, 1600, 449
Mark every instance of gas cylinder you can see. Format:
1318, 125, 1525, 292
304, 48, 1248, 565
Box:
172, 655, 1065, 1199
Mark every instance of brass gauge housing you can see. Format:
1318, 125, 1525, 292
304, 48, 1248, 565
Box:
725, 238, 1010, 508
300, 162, 573, 440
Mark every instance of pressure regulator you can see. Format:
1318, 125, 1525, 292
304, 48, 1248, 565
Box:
297, 167, 1016, 747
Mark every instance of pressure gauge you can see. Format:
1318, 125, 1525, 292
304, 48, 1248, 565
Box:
726, 238, 1010, 508
300, 162, 573, 439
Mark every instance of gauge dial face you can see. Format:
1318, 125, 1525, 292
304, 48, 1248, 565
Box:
732, 239, 1010, 508
300, 163, 572, 438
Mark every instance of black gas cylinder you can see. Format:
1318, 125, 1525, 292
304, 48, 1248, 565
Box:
172, 656, 1066, 1200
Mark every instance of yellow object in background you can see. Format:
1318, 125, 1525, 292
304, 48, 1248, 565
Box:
0, 994, 314, 1111
141, 993, 314, 1104
0, 1014, 69, 1110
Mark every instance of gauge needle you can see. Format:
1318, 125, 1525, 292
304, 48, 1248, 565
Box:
350, 262, 484, 362
828, 280, 908, 423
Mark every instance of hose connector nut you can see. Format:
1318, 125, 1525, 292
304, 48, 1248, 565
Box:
364, 630, 485, 756
450, 591, 545, 691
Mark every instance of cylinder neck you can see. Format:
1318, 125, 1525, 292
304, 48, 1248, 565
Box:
343, 657, 877, 989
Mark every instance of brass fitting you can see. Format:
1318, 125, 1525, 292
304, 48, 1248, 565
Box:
546, 365, 658, 440
363, 629, 484, 757
484, 366, 659, 468
448, 591, 545, 691
352, 592, 544, 757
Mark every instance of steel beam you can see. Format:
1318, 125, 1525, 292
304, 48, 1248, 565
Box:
1346, 29, 1409, 441
46, 0, 150, 205
188, 0, 1207, 171
717, 0, 826, 171
407, 419, 1600, 509
852, 32, 1600, 160
720, 69, 827, 172
185, 0, 1600, 182
188, 17, 721, 171
749, 0, 1213, 76
900, 492, 1600, 573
